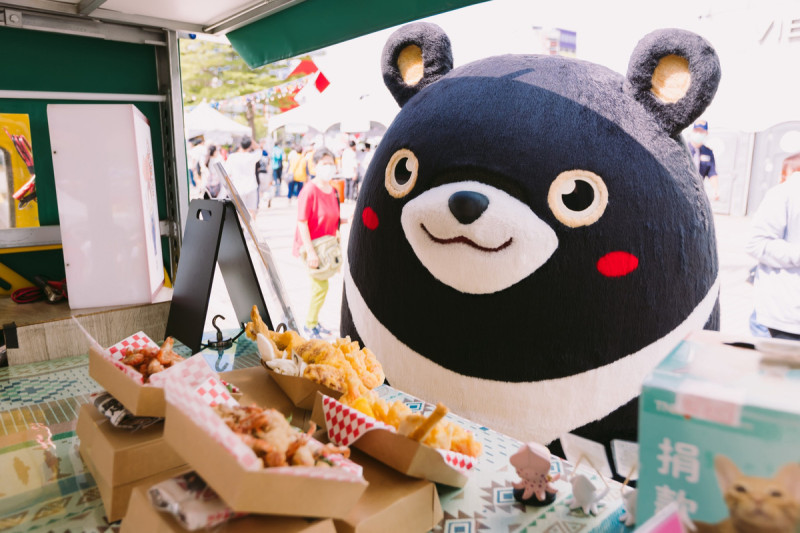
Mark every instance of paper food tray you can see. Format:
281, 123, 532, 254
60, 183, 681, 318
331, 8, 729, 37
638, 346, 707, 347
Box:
261, 360, 343, 410
86, 330, 223, 417
163, 378, 368, 517
311, 393, 476, 488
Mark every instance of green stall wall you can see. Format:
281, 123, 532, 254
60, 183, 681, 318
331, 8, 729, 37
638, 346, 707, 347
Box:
0, 26, 171, 283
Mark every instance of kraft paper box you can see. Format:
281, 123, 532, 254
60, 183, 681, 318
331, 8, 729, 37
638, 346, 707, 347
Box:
262, 361, 343, 410
220, 367, 310, 426
335, 449, 442, 533
637, 330, 800, 531
88, 336, 167, 417
80, 449, 187, 523
86, 329, 232, 418
121, 485, 337, 533
312, 393, 476, 488
76, 403, 185, 486
162, 373, 368, 517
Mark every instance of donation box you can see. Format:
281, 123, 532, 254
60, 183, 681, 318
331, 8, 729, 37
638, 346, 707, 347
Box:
49, 104, 164, 309
637, 331, 800, 531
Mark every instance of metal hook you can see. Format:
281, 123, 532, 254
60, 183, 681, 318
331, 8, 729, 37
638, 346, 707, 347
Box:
276, 322, 288, 333
214, 354, 229, 372
206, 315, 233, 350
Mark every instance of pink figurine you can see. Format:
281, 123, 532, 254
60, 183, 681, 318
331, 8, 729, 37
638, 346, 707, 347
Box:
510, 442, 560, 506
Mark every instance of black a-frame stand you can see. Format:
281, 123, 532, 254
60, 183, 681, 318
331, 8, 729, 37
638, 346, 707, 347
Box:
165, 199, 271, 353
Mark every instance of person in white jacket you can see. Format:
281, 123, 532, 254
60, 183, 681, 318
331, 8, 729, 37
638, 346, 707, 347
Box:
745, 156, 800, 341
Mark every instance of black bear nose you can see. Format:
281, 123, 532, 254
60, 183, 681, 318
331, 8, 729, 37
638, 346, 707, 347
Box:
448, 191, 489, 225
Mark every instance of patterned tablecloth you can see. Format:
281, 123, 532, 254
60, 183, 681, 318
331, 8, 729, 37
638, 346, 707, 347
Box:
0, 337, 629, 532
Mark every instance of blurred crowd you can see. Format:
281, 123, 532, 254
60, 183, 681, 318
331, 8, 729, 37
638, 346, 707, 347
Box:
186, 135, 376, 215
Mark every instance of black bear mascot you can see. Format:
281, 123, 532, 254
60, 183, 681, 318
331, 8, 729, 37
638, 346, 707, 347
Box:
341, 22, 721, 454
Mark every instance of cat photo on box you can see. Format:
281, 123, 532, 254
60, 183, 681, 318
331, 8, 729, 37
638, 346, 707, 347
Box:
694, 455, 800, 533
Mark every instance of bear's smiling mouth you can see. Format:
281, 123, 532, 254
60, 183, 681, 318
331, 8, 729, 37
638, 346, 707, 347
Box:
421, 223, 513, 252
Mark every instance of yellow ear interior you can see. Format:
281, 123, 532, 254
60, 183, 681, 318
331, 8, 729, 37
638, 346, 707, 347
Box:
398, 45, 424, 85
650, 54, 691, 103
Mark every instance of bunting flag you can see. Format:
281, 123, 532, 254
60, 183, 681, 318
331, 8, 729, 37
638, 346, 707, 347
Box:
288, 58, 320, 77
186, 58, 330, 115
294, 71, 330, 106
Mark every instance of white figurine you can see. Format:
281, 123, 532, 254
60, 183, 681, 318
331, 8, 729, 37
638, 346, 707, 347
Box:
565, 474, 610, 516
619, 487, 637, 526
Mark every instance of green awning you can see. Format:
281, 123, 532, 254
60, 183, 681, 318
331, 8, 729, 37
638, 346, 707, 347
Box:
227, 0, 490, 68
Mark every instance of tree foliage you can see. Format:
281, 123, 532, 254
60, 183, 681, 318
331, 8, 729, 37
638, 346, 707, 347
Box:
179, 40, 288, 107
179, 40, 315, 141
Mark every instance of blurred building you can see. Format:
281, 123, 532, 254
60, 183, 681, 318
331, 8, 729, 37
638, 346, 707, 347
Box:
532, 27, 576, 56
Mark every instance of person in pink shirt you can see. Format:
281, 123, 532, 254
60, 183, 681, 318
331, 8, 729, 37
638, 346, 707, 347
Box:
294, 148, 347, 338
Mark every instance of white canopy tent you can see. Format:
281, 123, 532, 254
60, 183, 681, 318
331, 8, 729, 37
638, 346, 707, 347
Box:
185, 102, 252, 145
268, 86, 399, 135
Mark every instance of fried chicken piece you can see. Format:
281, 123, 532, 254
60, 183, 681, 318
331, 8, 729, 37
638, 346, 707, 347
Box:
360, 348, 385, 387
147, 357, 165, 376
246, 305, 307, 351
245, 305, 271, 341
303, 364, 347, 393
291, 445, 315, 466
122, 351, 144, 366
295, 339, 342, 365
119, 337, 182, 381
272, 330, 306, 353
215, 404, 350, 469
343, 348, 385, 389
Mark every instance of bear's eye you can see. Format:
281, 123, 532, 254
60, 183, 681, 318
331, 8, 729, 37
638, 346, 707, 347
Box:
547, 169, 608, 228
385, 148, 419, 198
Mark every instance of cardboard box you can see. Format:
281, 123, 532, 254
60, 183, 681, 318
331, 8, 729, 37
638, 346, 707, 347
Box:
88, 341, 166, 418
222, 368, 443, 531
76, 403, 185, 485
220, 367, 311, 429
121, 485, 337, 532
87, 331, 232, 418
162, 375, 369, 518
637, 331, 800, 530
335, 450, 442, 533
49, 103, 164, 309
81, 450, 188, 523
262, 361, 343, 410
312, 393, 475, 488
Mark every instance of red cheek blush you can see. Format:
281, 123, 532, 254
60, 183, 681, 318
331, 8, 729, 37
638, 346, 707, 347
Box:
597, 251, 639, 277
362, 207, 379, 230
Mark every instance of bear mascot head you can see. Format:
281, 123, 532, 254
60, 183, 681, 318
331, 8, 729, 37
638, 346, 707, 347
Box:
341, 22, 721, 451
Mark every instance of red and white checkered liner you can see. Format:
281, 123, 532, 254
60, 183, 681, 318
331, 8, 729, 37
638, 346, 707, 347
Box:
438, 449, 476, 472
322, 395, 393, 447
164, 380, 363, 480
165, 379, 262, 471
107, 356, 145, 384
149, 353, 212, 389
321, 395, 476, 474
108, 331, 158, 359
194, 376, 238, 408
99, 331, 159, 385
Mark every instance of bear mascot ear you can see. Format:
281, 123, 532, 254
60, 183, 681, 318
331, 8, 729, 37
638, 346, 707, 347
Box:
624, 28, 721, 137
382, 22, 454, 107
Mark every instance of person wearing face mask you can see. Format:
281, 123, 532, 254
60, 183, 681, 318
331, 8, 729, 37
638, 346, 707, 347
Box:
293, 148, 348, 339
687, 120, 719, 201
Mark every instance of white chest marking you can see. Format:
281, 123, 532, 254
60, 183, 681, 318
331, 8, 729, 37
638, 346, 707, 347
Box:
345, 268, 720, 444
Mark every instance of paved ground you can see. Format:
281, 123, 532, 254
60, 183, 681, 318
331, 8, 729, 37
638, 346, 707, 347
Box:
206, 194, 757, 338
205, 192, 357, 336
